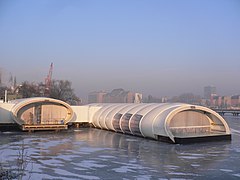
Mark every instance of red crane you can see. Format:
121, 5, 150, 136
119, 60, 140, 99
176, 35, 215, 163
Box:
44, 63, 53, 96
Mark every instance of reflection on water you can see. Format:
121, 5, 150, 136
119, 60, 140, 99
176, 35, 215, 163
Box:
0, 116, 240, 179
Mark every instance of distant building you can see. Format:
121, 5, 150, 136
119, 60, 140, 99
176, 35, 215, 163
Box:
145, 95, 166, 103
222, 96, 232, 108
88, 88, 142, 104
210, 94, 221, 108
104, 89, 131, 103
209, 94, 235, 108
204, 86, 216, 99
88, 91, 107, 103
170, 93, 201, 105
231, 95, 240, 108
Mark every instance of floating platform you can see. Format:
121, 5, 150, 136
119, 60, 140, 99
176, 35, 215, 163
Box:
0, 97, 232, 144
9, 97, 74, 132
173, 134, 231, 144
91, 103, 232, 144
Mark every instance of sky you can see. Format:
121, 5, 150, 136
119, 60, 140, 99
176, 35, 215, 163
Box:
0, 0, 240, 101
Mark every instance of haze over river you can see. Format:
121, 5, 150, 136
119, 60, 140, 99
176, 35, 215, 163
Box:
1, 115, 240, 179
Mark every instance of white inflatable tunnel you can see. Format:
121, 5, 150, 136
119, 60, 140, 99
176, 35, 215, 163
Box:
91, 103, 231, 143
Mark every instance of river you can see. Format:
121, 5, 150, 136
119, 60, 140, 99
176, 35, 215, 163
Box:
0, 115, 240, 179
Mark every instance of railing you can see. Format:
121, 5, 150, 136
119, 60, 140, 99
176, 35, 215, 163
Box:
26, 119, 65, 125
170, 126, 211, 136
22, 124, 68, 131
212, 109, 240, 116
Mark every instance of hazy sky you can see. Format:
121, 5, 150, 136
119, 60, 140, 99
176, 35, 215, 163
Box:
0, 0, 240, 100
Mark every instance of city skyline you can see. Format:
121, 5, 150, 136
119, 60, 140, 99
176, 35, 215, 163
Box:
1, 0, 240, 99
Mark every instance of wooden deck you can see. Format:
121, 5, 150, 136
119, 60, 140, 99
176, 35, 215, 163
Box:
22, 124, 68, 131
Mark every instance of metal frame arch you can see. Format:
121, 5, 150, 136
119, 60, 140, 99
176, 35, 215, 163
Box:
164, 105, 231, 143
128, 103, 160, 135
139, 104, 169, 137
92, 104, 113, 128
140, 103, 181, 138
86, 103, 104, 124
114, 104, 140, 132
98, 104, 120, 129
199, 106, 231, 134
119, 103, 150, 133
105, 104, 132, 131
100, 104, 123, 130
149, 104, 188, 142
151, 104, 184, 140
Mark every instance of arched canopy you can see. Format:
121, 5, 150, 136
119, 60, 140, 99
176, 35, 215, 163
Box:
90, 103, 231, 143
11, 97, 74, 125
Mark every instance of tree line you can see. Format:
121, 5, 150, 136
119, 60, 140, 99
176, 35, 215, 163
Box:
0, 80, 81, 105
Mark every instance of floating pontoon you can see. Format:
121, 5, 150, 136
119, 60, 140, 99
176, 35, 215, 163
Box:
10, 97, 73, 131
91, 103, 231, 143
0, 98, 231, 143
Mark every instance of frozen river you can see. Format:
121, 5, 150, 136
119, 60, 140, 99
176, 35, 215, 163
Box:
0, 115, 240, 179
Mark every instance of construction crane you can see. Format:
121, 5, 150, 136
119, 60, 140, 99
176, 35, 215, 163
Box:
44, 63, 53, 97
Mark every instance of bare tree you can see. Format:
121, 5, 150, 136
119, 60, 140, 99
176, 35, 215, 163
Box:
50, 80, 80, 105
18, 81, 41, 98
13, 80, 80, 105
